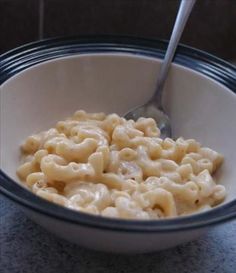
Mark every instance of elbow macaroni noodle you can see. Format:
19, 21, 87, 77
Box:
17, 110, 226, 219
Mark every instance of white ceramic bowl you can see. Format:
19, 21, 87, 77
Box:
0, 37, 236, 253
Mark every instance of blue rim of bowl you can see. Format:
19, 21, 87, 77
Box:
0, 35, 236, 233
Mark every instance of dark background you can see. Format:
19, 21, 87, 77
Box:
0, 0, 236, 61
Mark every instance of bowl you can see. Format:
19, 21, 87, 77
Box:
0, 36, 236, 253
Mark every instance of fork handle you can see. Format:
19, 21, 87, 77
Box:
152, 0, 196, 106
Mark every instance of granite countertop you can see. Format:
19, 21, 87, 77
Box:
1, 194, 236, 273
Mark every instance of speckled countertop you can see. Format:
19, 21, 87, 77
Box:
1, 194, 236, 273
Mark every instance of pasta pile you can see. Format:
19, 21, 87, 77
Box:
17, 110, 226, 219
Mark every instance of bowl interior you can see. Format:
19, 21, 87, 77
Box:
1, 53, 236, 204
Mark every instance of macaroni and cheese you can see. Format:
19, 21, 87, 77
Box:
17, 110, 226, 219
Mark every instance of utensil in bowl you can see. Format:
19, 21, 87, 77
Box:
125, 0, 196, 138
